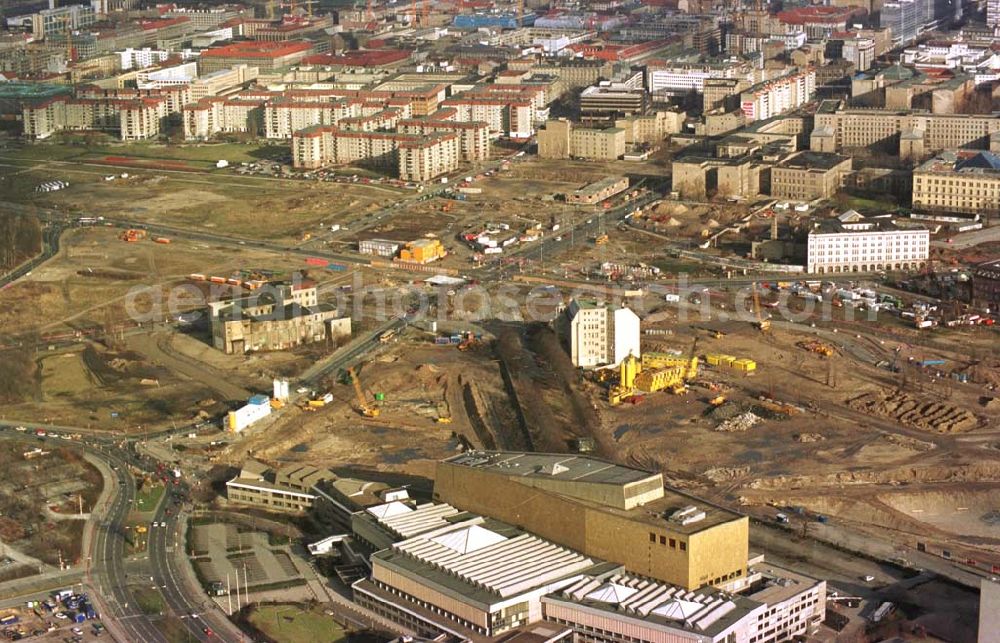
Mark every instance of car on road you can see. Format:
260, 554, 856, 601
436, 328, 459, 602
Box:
862, 575, 875, 582
72, 627, 83, 635
203, 626, 213, 636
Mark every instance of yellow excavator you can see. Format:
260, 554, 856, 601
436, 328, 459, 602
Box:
348, 367, 380, 417
752, 282, 771, 333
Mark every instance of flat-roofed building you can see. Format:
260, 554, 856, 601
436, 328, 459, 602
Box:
972, 258, 1000, 313
354, 516, 606, 639
806, 211, 929, 273
537, 119, 625, 160
566, 176, 629, 205
564, 299, 640, 368
434, 452, 750, 591
811, 99, 1000, 158
579, 83, 648, 124
913, 150, 1000, 214
770, 150, 852, 200
198, 40, 314, 74
398, 132, 461, 182
544, 562, 825, 643
225, 460, 331, 512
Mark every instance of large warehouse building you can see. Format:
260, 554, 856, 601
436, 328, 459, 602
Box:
433, 452, 749, 591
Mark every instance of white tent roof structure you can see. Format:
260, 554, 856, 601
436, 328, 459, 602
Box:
585, 583, 639, 604
651, 599, 706, 621
431, 524, 507, 555
366, 500, 413, 520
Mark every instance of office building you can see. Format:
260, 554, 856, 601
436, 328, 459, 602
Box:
358, 239, 402, 258
225, 460, 333, 512
537, 119, 625, 161
770, 151, 852, 200
913, 151, 1000, 214
614, 110, 684, 145
563, 300, 640, 369
434, 452, 749, 591
810, 99, 1000, 158
806, 211, 929, 273
579, 83, 647, 124
646, 60, 754, 97
198, 40, 314, 74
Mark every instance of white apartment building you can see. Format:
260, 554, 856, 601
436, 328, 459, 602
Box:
806, 212, 929, 274
264, 99, 362, 139
119, 47, 170, 71
564, 299, 640, 369
740, 67, 815, 122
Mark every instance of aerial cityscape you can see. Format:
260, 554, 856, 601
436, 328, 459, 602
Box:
0, 0, 998, 640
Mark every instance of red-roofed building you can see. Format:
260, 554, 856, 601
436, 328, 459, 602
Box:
199, 40, 315, 73
776, 6, 867, 38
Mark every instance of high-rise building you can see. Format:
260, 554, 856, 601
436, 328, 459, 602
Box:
563, 299, 640, 368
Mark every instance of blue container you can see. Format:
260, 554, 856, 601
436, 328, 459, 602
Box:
248, 394, 269, 405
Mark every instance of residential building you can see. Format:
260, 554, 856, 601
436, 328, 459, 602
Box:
225, 460, 333, 512
805, 211, 929, 273
739, 68, 816, 122
537, 119, 625, 161
566, 176, 629, 205
433, 452, 750, 591
913, 151, 1000, 214
563, 300, 640, 368
207, 281, 351, 354
22, 94, 169, 140
973, 259, 1000, 313
770, 151, 852, 200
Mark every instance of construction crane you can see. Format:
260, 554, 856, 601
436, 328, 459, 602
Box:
348, 367, 380, 417
751, 282, 771, 332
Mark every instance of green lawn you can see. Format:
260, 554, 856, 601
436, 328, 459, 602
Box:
132, 586, 166, 615
135, 481, 165, 512
3, 140, 285, 165
248, 605, 348, 643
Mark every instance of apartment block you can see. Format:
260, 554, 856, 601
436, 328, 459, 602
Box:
441, 96, 535, 138
265, 98, 363, 139
398, 133, 461, 182
23, 95, 167, 141
562, 299, 640, 368
739, 68, 816, 122
806, 212, 929, 273
397, 118, 491, 161
537, 119, 625, 161
770, 151, 852, 200
913, 150, 1000, 214
183, 96, 267, 139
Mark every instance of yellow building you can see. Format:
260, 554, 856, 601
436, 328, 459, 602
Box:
399, 238, 446, 264
433, 452, 749, 591
770, 150, 852, 200
912, 150, 1000, 215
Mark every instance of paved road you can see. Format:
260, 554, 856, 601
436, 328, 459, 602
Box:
0, 221, 64, 290
126, 332, 252, 403
931, 223, 1000, 249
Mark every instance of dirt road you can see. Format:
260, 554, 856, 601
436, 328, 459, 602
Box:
126, 332, 251, 402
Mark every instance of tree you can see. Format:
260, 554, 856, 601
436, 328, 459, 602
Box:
0, 213, 42, 271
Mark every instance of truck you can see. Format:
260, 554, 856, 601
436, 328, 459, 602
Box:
321, 393, 334, 404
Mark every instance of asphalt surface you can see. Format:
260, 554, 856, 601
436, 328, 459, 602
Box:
0, 426, 242, 643
0, 221, 64, 290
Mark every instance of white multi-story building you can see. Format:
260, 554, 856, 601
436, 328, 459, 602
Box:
740, 67, 815, 122
118, 47, 169, 70
842, 36, 875, 72
806, 211, 929, 274
647, 60, 754, 96
564, 299, 640, 369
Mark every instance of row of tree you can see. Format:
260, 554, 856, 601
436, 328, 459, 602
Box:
0, 212, 42, 272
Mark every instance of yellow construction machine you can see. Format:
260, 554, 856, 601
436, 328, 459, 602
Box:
348, 367, 380, 417
751, 283, 771, 332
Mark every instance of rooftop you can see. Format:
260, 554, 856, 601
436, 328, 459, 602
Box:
376, 517, 603, 604
573, 175, 628, 197
916, 150, 1000, 175
365, 500, 463, 538
546, 570, 763, 638
201, 40, 312, 59
777, 150, 851, 171
444, 451, 655, 487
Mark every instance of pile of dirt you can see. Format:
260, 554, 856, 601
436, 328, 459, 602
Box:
847, 390, 980, 433
704, 465, 750, 482
883, 433, 936, 452
795, 433, 826, 442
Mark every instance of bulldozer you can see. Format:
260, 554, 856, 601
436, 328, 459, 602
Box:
798, 340, 834, 357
